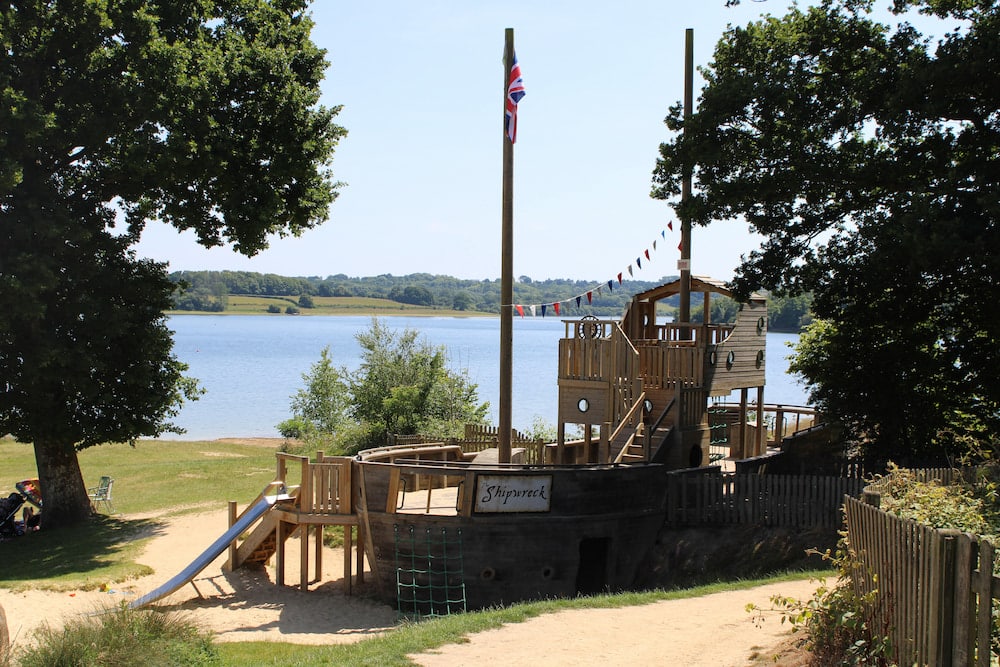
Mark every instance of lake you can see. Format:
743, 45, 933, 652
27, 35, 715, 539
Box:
165, 315, 808, 440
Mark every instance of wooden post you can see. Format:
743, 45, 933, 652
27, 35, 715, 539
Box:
678, 28, 694, 335
315, 525, 323, 583
556, 422, 565, 464
226, 501, 237, 571
499, 27, 516, 464
937, 531, 958, 665
356, 521, 365, 585
738, 388, 748, 459
276, 519, 285, 587
300, 522, 309, 591
343, 525, 353, 596
756, 387, 766, 456
599, 422, 611, 464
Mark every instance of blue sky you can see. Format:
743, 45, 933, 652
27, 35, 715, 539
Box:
129, 2, 895, 283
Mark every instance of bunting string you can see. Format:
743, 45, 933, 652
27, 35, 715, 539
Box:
504, 225, 679, 316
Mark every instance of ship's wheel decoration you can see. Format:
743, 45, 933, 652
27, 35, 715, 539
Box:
576, 315, 600, 339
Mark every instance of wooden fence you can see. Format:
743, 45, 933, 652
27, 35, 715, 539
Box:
845, 495, 997, 666
663, 471, 865, 529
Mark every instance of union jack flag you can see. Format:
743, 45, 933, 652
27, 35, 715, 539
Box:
505, 54, 525, 143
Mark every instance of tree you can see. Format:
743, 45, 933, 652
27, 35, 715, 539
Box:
1, 1, 344, 527
277, 347, 349, 443
652, 0, 1000, 461
280, 319, 489, 453
349, 318, 484, 443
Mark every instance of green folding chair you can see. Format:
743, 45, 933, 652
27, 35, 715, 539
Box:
88, 476, 116, 513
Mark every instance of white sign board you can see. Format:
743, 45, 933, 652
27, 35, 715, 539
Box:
677, 259, 690, 271
474, 475, 552, 513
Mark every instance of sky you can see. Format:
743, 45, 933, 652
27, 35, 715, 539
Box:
129, 2, 856, 283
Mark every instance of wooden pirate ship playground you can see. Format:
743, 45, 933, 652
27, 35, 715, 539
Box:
131, 275, 829, 615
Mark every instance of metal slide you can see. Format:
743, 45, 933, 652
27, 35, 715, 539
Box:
129, 494, 280, 609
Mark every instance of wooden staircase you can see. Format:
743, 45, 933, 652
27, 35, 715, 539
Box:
231, 509, 289, 568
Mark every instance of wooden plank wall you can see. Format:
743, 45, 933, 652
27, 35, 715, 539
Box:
663, 472, 865, 529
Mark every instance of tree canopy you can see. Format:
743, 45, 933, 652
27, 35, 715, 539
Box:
1, 1, 344, 527
653, 0, 1000, 461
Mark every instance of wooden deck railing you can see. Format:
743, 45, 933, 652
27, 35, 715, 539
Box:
634, 341, 703, 388
645, 322, 734, 346
845, 495, 997, 666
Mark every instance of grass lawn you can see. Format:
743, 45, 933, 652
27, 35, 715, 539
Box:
0, 437, 289, 591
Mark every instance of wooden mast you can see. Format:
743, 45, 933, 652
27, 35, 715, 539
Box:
679, 29, 694, 335
499, 28, 515, 464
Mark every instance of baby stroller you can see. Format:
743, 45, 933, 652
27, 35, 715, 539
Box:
0, 492, 25, 538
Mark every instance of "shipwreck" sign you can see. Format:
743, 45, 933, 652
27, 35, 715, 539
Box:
474, 475, 552, 513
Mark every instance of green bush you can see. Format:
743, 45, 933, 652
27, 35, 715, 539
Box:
13, 603, 217, 667
764, 547, 893, 666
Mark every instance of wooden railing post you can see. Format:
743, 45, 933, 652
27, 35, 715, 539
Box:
599, 422, 610, 464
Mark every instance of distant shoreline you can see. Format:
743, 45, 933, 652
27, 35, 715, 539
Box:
165, 309, 495, 318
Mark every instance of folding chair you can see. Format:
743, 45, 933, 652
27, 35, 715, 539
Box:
88, 476, 116, 513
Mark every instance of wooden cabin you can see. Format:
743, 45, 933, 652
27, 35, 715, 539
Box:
555, 276, 768, 468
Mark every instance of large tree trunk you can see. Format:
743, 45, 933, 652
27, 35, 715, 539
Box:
33, 439, 92, 528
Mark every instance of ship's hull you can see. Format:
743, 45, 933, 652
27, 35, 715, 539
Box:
355, 461, 668, 612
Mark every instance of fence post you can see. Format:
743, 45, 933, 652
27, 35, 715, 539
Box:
951, 534, 974, 666
974, 539, 994, 667
937, 530, 960, 666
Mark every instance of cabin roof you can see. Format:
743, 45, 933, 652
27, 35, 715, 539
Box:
630, 275, 766, 304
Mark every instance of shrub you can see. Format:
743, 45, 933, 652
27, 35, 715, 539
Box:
13, 603, 216, 667
762, 546, 893, 666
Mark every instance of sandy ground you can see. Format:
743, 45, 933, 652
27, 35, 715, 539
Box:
0, 507, 819, 665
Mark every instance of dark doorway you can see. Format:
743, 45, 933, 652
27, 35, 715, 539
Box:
575, 537, 610, 595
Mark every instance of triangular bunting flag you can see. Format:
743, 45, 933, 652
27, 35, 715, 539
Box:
529, 305, 536, 317
515, 305, 524, 318
553, 302, 560, 316
678, 241, 682, 252
617, 272, 623, 285
653, 239, 657, 251
576, 296, 581, 308
644, 249, 650, 260
636, 257, 642, 269
628, 265, 634, 277
586, 291, 592, 304
667, 221, 673, 232
607, 280, 613, 291
541, 304, 547, 317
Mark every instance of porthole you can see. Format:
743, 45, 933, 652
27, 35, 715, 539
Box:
756, 349, 765, 368
480, 567, 496, 581
726, 351, 735, 368
688, 444, 703, 468
757, 316, 766, 334
708, 350, 717, 366
643, 399, 653, 414
577, 398, 590, 413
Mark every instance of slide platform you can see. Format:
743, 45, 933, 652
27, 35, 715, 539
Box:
130, 494, 283, 609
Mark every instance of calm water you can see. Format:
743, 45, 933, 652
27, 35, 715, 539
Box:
165, 315, 809, 440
